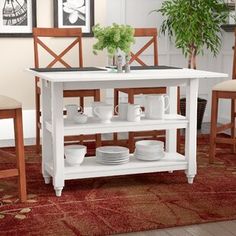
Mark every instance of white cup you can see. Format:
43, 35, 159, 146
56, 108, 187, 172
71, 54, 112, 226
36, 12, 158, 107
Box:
73, 114, 88, 124
93, 105, 113, 123
114, 103, 128, 120
127, 104, 143, 122
145, 94, 170, 119
65, 104, 83, 120
91, 101, 107, 117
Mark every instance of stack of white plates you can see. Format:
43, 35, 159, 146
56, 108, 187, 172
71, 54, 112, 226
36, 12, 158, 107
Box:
134, 140, 165, 161
96, 146, 130, 165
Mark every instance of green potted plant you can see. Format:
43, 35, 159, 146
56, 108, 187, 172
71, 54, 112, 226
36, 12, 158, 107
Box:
92, 23, 135, 68
153, 0, 229, 129
154, 0, 229, 69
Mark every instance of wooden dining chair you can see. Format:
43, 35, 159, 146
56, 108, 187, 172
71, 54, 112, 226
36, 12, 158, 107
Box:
114, 28, 180, 152
33, 28, 101, 152
0, 95, 27, 202
209, 33, 236, 163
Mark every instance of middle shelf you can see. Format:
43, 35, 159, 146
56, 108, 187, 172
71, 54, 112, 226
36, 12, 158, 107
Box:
45, 114, 188, 136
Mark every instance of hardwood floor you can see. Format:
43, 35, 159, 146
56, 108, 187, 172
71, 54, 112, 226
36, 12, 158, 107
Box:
115, 220, 236, 236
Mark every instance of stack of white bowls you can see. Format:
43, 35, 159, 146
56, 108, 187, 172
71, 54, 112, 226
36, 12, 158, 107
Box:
96, 146, 129, 165
134, 140, 165, 161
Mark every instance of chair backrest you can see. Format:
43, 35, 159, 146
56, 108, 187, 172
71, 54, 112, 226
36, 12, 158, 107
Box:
129, 28, 158, 66
232, 29, 236, 80
33, 27, 83, 69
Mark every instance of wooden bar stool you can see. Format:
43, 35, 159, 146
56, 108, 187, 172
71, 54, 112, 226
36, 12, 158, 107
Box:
0, 95, 27, 202
209, 80, 236, 163
209, 31, 236, 163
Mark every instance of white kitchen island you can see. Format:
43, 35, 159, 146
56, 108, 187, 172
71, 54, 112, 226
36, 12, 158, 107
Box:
27, 67, 228, 196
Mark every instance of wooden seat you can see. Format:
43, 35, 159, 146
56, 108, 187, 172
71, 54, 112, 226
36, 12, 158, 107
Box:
114, 28, 180, 152
33, 28, 101, 152
0, 95, 27, 202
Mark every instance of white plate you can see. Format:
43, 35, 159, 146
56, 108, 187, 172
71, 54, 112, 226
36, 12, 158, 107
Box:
134, 152, 165, 161
96, 146, 129, 154
96, 151, 129, 158
96, 158, 129, 165
135, 149, 164, 156
96, 155, 129, 162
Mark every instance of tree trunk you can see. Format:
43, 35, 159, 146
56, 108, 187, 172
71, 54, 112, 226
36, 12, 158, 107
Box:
188, 44, 197, 69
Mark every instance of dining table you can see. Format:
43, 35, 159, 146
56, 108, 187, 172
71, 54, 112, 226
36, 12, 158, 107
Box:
27, 66, 228, 196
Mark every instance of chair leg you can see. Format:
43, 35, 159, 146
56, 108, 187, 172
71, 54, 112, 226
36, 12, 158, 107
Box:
128, 132, 135, 153
231, 99, 236, 153
177, 130, 181, 153
128, 90, 135, 152
177, 87, 181, 153
93, 91, 102, 147
80, 97, 84, 109
94, 89, 100, 101
35, 91, 41, 153
96, 134, 102, 147
209, 91, 218, 163
113, 89, 119, 144
14, 108, 27, 202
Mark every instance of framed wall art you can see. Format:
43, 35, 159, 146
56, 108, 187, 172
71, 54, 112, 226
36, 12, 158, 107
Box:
0, 0, 37, 37
54, 0, 94, 37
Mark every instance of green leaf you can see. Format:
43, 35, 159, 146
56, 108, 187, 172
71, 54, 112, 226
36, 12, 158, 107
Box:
92, 23, 135, 56
152, 0, 229, 68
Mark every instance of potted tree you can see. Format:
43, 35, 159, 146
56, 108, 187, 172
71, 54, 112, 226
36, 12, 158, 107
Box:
92, 23, 135, 71
153, 0, 229, 129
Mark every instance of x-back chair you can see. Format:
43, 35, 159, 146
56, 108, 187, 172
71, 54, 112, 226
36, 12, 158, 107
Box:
33, 28, 101, 152
114, 28, 180, 152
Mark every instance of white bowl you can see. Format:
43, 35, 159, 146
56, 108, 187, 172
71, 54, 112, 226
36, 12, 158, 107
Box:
73, 114, 88, 124
135, 140, 164, 152
64, 145, 87, 166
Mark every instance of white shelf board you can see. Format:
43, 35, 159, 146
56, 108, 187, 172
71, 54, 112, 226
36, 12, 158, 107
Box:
45, 152, 187, 180
45, 114, 188, 136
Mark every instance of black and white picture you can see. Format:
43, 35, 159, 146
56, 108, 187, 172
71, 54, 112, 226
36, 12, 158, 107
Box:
54, 0, 94, 37
0, 0, 36, 37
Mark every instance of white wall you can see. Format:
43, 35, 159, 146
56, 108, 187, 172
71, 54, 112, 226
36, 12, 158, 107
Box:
0, 0, 233, 141
0, 0, 107, 109
0, 0, 107, 141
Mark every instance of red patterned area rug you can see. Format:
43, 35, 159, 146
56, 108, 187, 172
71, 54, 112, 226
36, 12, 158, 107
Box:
0, 135, 236, 236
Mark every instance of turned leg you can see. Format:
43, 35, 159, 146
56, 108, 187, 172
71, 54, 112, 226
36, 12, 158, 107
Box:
44, 176, 51, 184
54, 187, 63, 197
209, 91, 218, 163
187, 175, 194, 184
185, 79, 199, 184
35, 85, 41, 153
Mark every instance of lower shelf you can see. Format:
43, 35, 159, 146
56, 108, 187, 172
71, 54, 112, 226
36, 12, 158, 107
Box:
45, 152, 187, 180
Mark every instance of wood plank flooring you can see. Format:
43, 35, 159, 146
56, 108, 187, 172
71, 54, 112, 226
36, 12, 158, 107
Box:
115, 220, 236, 236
